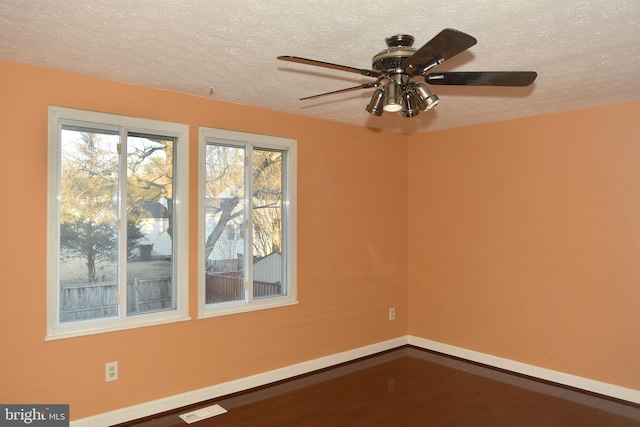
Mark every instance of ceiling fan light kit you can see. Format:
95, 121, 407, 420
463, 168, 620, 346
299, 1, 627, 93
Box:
412, 82, 439, 111
277, 29, 537, 119
365, 88, 385, 116
401, 90, 421, 118
383, 78, 403, 112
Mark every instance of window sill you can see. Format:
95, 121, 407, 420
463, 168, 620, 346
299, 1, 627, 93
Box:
198, 296, 298, 319
45, 312, 191, 341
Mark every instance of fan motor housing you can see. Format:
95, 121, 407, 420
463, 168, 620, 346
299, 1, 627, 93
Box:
372, 34, 416, 71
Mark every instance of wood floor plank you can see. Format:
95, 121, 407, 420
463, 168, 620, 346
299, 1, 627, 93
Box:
116, 347, 640, 426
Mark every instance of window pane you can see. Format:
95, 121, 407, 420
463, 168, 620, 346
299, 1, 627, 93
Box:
204, 144, 246, 303
126, 134, 177, 315
59, 128, 119, 322
252, 148, 285, 298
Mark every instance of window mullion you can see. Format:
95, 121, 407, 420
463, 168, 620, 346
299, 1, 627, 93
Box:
281, 151, 289, 294
245, 145, 254, 303
53, 122, 64, 327
118, 129, 128, 318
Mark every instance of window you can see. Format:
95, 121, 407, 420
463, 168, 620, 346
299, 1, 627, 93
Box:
47, 106, 189, 339
199, 127, 297, 317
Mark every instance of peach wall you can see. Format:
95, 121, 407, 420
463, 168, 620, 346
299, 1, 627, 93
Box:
408, 101, 640, 390
0, 61, 408, 420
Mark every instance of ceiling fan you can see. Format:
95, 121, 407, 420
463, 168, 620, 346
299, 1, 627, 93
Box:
277, 29, 537, 118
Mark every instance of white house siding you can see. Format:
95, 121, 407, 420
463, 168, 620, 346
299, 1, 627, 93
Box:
253, 252, 282, 283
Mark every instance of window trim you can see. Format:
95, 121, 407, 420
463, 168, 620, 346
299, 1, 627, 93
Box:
198, 127, 297, 318
46, 106, 190, 340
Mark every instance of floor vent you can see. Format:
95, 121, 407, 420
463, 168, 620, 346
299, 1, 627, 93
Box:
179, 404, 227, 424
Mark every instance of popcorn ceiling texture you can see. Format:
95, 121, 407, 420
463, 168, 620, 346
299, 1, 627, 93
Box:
0, 0, 638, 134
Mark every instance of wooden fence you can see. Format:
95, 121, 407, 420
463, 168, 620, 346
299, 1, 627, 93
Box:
205, 273, 282, 304
59, 277, 173, 322
128, 277, 174, 314
60, 274, 282, 322
60, 282, 119, 322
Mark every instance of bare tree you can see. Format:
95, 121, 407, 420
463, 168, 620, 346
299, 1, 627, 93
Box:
204, 145, 283, 262
60, 132, 143, 282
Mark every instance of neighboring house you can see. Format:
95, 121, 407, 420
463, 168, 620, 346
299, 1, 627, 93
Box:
204, 196, 245, 270
135, 200, 172, 260
205, 192, 282, 276
253, 251, 282, 284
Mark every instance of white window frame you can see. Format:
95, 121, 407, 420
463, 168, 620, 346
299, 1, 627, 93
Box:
198, 127, 297, 318
46, 106, 190, 340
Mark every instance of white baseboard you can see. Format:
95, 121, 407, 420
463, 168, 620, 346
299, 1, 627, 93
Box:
70, 337, 408, 427
407, 335, 640, 405
72, 335, 640, 426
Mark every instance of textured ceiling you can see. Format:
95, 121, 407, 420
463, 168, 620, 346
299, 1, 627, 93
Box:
1, 0, 639, 134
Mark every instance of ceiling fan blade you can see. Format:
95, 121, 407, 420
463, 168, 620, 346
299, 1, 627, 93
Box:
300, 81, 380, 100
426, 71, 537, 86
277, 55, 382, 78
401, 28, 477, 75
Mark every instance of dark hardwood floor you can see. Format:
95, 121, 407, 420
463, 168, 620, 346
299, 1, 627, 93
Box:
116, 346, 640, 426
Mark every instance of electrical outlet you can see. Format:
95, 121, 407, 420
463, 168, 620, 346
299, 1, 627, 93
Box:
105, 361, 118, 382
389, 308, 396, 321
